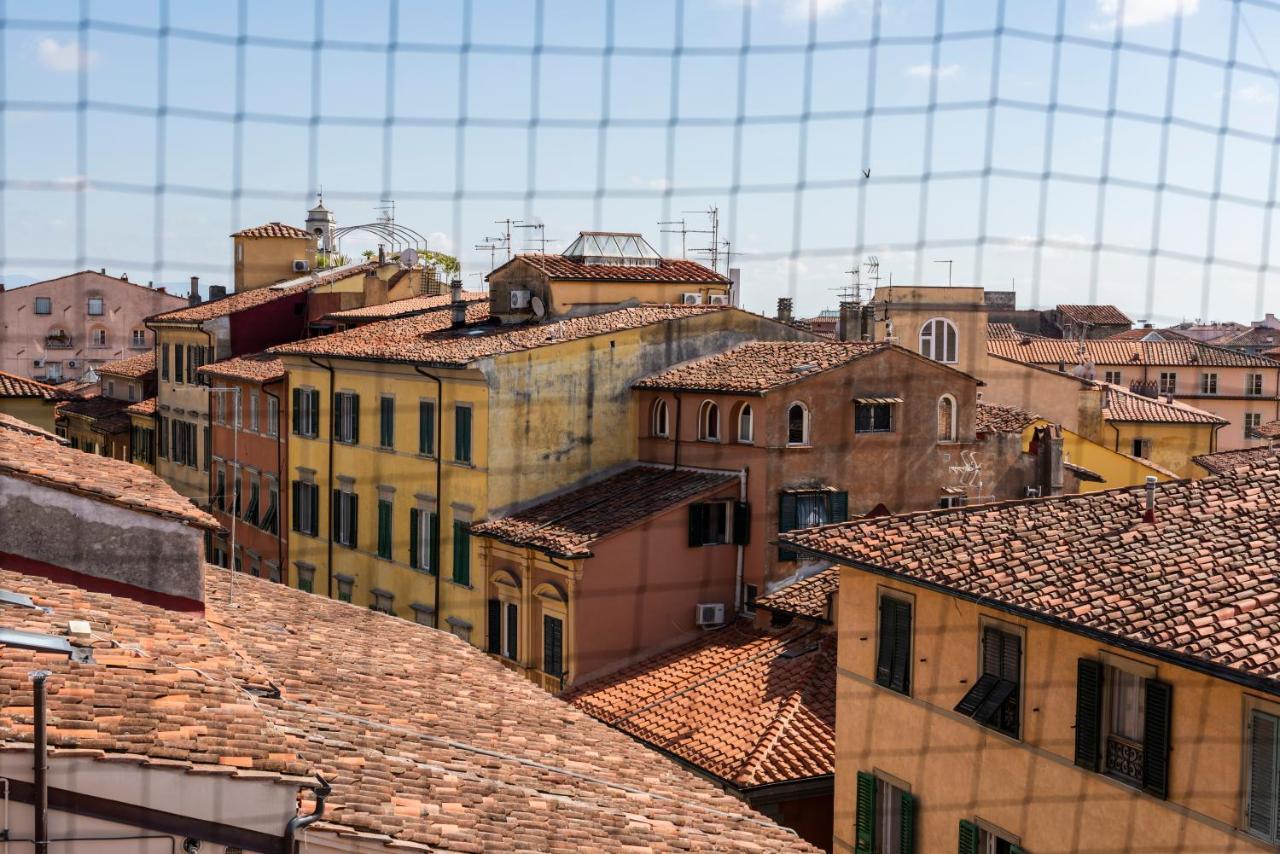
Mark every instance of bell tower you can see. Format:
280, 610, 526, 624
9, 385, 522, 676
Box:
305, 192, 337, 254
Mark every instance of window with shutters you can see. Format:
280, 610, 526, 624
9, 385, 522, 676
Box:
1103, 664, 1146, 784
1131, 438, 1151, 459
958, 819, 1023, 854
335, 575, 354, 603
409, 507, 437, 574
1247, 706, 1280, 843
487, 598, 518, 660
419, 400, 436, 455
953, 624, 1021, 739
777, 490, 847, 560
174, 344, 185, 384
379, 395, 395, 448
333, 487, 358, 548
1247, 412, 1263, 438
875, 593, 913, 697
292, 481, 319, 536
688, 500, 733, 546
370, 588, 394, 614
543, 614, 564, 678
855, 771, 915, 854
261, 478, 278, 534
376, 497, 393, 559
293, 388, 320, 438
454, 405, 473, 463
1074, 655, 1171, 798
452, 520, 471, 586
334, 392, 359, 444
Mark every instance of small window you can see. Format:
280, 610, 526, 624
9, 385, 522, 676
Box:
875, 594, 912, 696
959, 820, 1021, 854
543, 614, 564, 678
1131, 438, 1151, 459
488, 598, 519, 660
698, 400, 720, 442
1247, 373, 1264, 396
419, 400, 436, 455
1158, 372, 1177, 395
777, 490, 847, 560
688, 500, 732, 546
131, 328, 147, 348
376, 497, 393, 559
652, 399, 670, 438
1105, 370, 1123, 386
296, 564, 315, 594
1103, 664, 1146, 785
855, 402, 894, 433
920, 317, 958, 363
370, 589, 394, 614
953, 625, 1021, 739
243, 479, 261, 526
1200, 373, 1218, 395
34, 297, 51, 315
937, 395, 957, 442
854, 772, 916, 854
291, 481, 320, 536
90, 328, 107, 347
261, 480, 279, 534
737, 404, 753, 443
787, 402, 808, 446
452, 520, 471, 585
266, 396, 279, 437
293, 389, 320, 438
87, 296, 104, 316
333, 488, 358, 548
1247, 412, 1263, 439
334, 392, 359, 444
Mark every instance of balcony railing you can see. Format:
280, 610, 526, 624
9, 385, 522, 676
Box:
45, 335, 73, 349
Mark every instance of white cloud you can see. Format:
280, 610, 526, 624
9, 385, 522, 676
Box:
906, 63, 960, 79
427, 231, 454, 254
1096, 0, 1198, 28
780, 0, 851, 19
36, 38, 99, 73
1234, 83, 1276, 106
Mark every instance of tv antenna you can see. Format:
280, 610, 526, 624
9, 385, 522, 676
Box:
514, 221, 552, 254
474, 237, 504, 271
684, 205, 721, 273
493, 218, 515, 261
659, 218, 689, 258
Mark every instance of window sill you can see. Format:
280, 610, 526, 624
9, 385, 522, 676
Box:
416, 453, 438, 461
446, 580, 473, 590
448, 460, 476, 469
785, 443, 811, 449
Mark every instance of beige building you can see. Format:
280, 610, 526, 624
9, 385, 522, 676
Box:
782, 464, 1280, 853
232, 222, 317, 291
866, 285, 990, 377
0, 370, 63, 432
0, 270, 184, 381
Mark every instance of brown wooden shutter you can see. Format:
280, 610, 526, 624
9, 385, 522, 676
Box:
1248, 710, 1279, 840
1074, 658, 1103, 770
687, 503, 706, 547
1142, 678, 1173, 799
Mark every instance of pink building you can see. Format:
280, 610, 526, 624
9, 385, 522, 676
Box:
0, 270, 185, 382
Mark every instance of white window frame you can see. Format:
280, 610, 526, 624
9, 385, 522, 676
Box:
248, 393, 259, 432
1158, 372, 1177, 395
1247, 412, 1263, 438
919, 317, 959, 364
698, 400, 720, 442
266, 395, 279, 437
651, 398, 669, 438
736, 403, 753, 444
1201, 373, 1218, 395
1105, 370, 1123, 386
786, 401, 809, 446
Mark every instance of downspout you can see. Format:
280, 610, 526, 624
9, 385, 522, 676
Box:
672, 394, 683, 470
32, 671, 49, 854
307, 357, 336, 600
734, 466, 747, 615
201, 326, 217, 509
263, 378, 286, 575
281, 776, 331, 854
414, 365, 444, 624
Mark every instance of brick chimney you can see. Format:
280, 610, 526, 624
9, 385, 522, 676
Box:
777, 297, 793, 324
837, 300, 857, 342
187, 275, 202, 307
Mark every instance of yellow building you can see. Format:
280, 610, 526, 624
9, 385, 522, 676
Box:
781, 467, 1280, 853
232, 222, 316, 292
0, 369, 61, 432
867, 285, 991, 377
270, 302, 812, 647
126, 397, 157, 471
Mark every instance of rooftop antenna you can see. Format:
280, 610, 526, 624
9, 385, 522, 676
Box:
684, 205, 721, 273
493, 218, 515, 261
934, 259, 953, 287
514, 221, 550, 275
474, 236, 504, 271
659, 218, 689, 258
375, 199, 399, 251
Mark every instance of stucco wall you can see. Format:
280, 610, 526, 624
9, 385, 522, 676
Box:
234, 234, 314, 291
0, 397, 58, 432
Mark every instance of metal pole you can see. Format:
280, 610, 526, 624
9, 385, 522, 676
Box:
31, 670, 49, 854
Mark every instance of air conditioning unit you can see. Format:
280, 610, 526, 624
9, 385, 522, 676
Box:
67, 360, 78, 368
708, 294, 729, 305
695, 602, 725, 627
681, 293, 702, 305
1024, 486, 1041, 498
293, 259, 310, 272
32, 358, 44, 368
510, 289, 532, 310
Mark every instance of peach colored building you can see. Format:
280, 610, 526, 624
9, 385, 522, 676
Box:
0, 270, 185, 382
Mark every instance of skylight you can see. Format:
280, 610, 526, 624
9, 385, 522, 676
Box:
561, 231, 662, 267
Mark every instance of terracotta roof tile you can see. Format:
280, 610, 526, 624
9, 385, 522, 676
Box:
1252, 420, 1280, 440
57, 395, 134, 434
232, 222, 312, 239
976, 401, 1040, 434
779, 459, 1280, 690
0, 370, 62, 400
198, 354, 285, 384
0, 565, 817, 851
0, 413, 65, 442
501, 253, 730, 284
324, 290, 487, 322
271, 304, 725, 367
0, 420, 215, 529
97, 351, 155, 379
125, 397, 156, 416
986, 322, 1020, 340
755, 569, 837, 622
634, 341, 886, 394
989, 336, 1280, 368
1100, 383, 1228, 425
1056, 304, 1132, 326
566, 622, 834, 789
149, 263, 375, 324
1193, 446, 1280, 475
471, 465, 737, 557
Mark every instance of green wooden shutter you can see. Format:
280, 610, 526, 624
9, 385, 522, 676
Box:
419, 401, 435, 455
876, 596, 896, 688
487, 599, 502, 654
958, 819, 979, 854
308, 390, 320, 437
291, 481, 301, 532
377, 499, 392, 559
453, 521, 470, 585
409, 508, 421, 568
292, 388, 301, 433
890, 599, 912, 695
380, 397, 394, 447
778, 492, 798, 561
456, 406, 472, 462
1248, 710, 1279, 840
332, 490, 342, 541
831, 490, 849, 523
899, 790, 916, 854
1074, 658, 1104, 771
348, 493, 359, 549
1143, 678, 1173, 799
854, 771, 876, 853
732, 501, 750, 545
350, 394, 360, 444
687, 503, 706, 547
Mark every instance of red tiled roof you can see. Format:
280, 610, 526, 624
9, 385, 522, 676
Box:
976, 401, 1040, 434
198, 354, 285, 384
986, 322, 1020, 340
272, 304, 724, 367
779, 460, 1280, 689
499, 253, 731, 284
989, 336, 1280, 368
1193, 446, 1280, 475
0, 418, 215, 529
471, 465, 737, 557
98, 350, 155, 379
0, 413, 65, 442
1254, 420, 1280, 439
57, 395, 134, 434
755, 568, 838, 622
566, 622, 835, 789
1056, 304, 1132, 326
125, 397, 156, 417
1219, 326, 1280, 349
323, 290, 487, 322
634, 341, 886, 394
232, 221, 312, 239
0, 369, 62, 400
0, 565, 817, 851
149, 263, 375, 324
1100, 383, 1228, 425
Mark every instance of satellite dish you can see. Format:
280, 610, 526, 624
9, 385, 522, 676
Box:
531, 296, 545, 318
399, 247, 419, 268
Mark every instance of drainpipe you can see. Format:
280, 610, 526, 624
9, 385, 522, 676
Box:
281, 776, 331, 854
31, 671, 49, 854
307, 357, 336, 601
734, 466, 747, 615
672, 394, 683, 471
263, 378, 286, 575
414, 366, 444, 625
201, 326, 217, 510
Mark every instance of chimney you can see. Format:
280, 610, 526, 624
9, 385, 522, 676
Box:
209, 284, 228, 301
837, 301, 857, 342
187, 275, 202, 307
120, 273, 128, 282
363, 269, 388, 308
776, 297, 793, 324
0, 284, 5, 293
450, 277, 467, 328
1143, 475, 1157, 522
378, 244, 387, 266
100, 267, 106, 274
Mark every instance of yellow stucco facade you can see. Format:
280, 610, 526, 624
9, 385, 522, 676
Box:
0, 397, 58, 433
870, 285, 990, 377
151, 325, 214, 504
234, 234, 315, 292
833, 566, 1279, 853
1105, 419, 1221, 479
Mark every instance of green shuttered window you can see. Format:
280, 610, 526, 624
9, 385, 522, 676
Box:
875, 596, 912, 696
455, 405, 472, 463
452, 520, 470, 585
854, 771, 915, 853
419, 400, 436, 456
377, 498, 393, 559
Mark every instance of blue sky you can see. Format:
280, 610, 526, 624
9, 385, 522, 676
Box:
3, 0, 1279, 324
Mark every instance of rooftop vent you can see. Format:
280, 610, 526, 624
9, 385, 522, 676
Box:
561, 231, 662, 268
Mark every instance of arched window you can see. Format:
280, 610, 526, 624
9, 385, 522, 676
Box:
698, 401, 720, 442
787, 402, 809, 446
737, 404, 754, 443
920, 317, 959, 363
937, 394, 957, 442
651, 399, 669, 438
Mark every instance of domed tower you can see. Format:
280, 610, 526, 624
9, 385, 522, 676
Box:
305, 193, 336, 254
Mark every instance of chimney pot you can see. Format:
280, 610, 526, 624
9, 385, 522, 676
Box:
450, 276, 466, 328
1143, 475, 1157, 522
187, 276, 202, 308
776, 297, 793, 324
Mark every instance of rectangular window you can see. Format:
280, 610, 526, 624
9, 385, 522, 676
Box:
855, 402, 894, 433
687, 501, 734, 546
419, 400, 436, 456
293, 389, 320, 438
333, 488, 358, 548
1105, 370, 1122, 386
377, 498, 393, 559
954, 626, 1021, 739
1248, 709, 1280, 843
454, 405, 473, 463
261, 479, 279, 534
243, 478, 260, 526
409, 508, 437, 574
213, 468, 226, 511
266, 396, 279, 437
1247, 412, 1263, 439
87, 296, 104, 316
161, 344, 170, 382
157, 416, 168, 459
777, 490, 848, 560
1248, 373, 1265, 396
131, 328, 146, 348
174, 343, 185, 384
296, 564, 315, 594
379, 395, 395, 448
249, 393, 259, 432
202, 425, 209, 471
291, 481, 319, 536
1131, 438, 1151, 459
959, 820, 1021, 854
34, 297, 51, 315
1075, 657, 1172, 798
875, 594, 912, 696
452, 520, 471, 586
334, 392, 359, 444
854, 772, 915, 854
1201, 373, 1218, 394
1158, 372, 1176, 395
543, 615, 564, 678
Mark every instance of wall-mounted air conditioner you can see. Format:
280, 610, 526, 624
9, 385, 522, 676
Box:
708, 294, 729, 305
510, 289, 532, 310
67, 360, 78, 369
293, 260, 310, 272
695, 602, 725, 627
32, 359, 44, 368
682, 293, 702, 306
